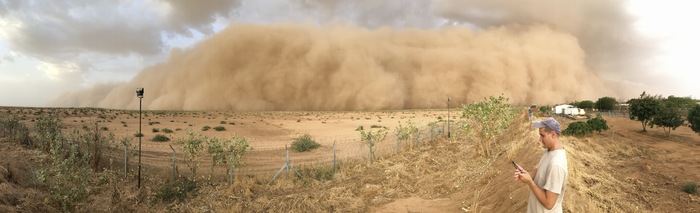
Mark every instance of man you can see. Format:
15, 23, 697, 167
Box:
514, 117, 568, 212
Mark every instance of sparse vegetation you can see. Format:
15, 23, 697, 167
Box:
153, 178, 198, 203
162, 128, 174, 133
152, 134, 170, 142
683, 182, 697, 194
291, 133, 320, 152
213, 126, 226, 131
202, 125, 211, 131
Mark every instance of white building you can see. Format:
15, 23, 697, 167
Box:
553, 104, 585, 116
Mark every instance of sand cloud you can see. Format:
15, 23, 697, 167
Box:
51, 23, 607, 110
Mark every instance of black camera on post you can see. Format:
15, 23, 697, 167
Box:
136, 88, 144, 98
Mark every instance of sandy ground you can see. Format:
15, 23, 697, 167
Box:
1, 107, 700, 212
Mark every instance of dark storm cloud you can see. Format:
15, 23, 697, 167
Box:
160, 0, 241, 36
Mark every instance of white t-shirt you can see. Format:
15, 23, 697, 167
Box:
527, 149, 568, 213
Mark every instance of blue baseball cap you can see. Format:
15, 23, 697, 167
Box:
532, 117, 561, 136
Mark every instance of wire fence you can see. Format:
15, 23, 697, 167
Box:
97, 122, 452, 182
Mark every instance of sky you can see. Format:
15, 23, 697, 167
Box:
0, 0, 697, 110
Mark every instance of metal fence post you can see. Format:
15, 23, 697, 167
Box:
369, 139, 373, 164
169, 145, 177, 182
396, 133, 400, 153
124, 145, 128, 178
229, 149, 234, 185
333, 141, 337, 174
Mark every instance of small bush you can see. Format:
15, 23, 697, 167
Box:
134, 132, 144, 138
153, 178, 198, 203
213, 126, 226, 131
162, 128, 174, 133
562, 122, 592, 137
587, 116, 609, 133
152, 128, 160, 133
683, 182, 697, 194
202, 126, 211, 131
370, 125, 382, 129
291, 134, 320, 152
152, 134, 170, 142
355, 125, 364, 131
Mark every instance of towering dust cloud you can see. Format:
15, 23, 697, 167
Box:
52, 24, 607, 110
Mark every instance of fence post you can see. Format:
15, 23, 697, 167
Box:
124, 144, 128, 178
169, 145, 177, 182
369, 139, 373, 164
333, 141, 337, 174
414, 130, 420, 147
229, 149, 234, 185
396, 133, 400, 153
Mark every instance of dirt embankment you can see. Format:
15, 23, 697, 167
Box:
372, 114, 700, 212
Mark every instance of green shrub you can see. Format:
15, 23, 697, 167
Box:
683, 182, 697, 194
202, 126, 211, 131
370, 125, 382, 129
153, 178, 198, 203
213, 126, 226, 131
562, 121, 592, 137
355, 126, 364, 131
291, 134, 320, 152
152, 134, 170, 142
162, 128, 174, 133
134, 132, 144, 138
461, 95, 515, 157
152, 128, 160, 133
587, 116, 609, 133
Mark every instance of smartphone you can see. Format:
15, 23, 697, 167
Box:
512, 161, 523, 172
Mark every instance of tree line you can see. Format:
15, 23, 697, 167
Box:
561, 92, 700, 137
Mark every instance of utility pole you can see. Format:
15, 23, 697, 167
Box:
136, 88, 144, 188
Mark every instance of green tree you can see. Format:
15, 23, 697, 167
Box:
206, 137, 226, 181
665, 96, 697, 115
359, 128, 387, 163
461, 95, 515, 157
650, 101, 684, 137
578, 100, 595, 110
628, 92, 662, 132
687, 104, 700, 135
595, 97, 618, 111
395, 119, 418, 148
177, 130, 205, 179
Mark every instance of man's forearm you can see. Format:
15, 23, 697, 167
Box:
526, 180, 555, 210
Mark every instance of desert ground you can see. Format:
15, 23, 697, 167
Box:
1, 107, 699, 212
